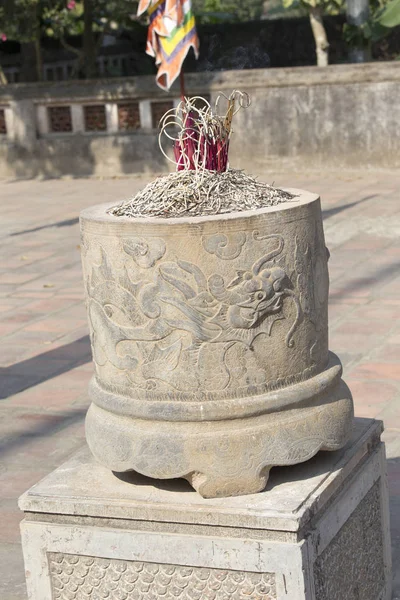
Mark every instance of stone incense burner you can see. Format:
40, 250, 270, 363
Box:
80, 189, 353, 498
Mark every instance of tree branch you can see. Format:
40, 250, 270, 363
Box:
59, 35, 82, 58
309, 5, 329, 67
0, 64, 8, 85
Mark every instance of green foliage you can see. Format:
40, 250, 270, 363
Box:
0, 0, 140, 81
343, 21, 382, 45
43, 0, 139, 38
0, 0, 139, 42
0, 0, 42, 43
378, 0, 400, 27
194, 0, 234, 23
42, 1, 84, 38
204, 0, 222, 10
193, 0, 264, 22
342, 0, 400, 47
282, 0, 343, 14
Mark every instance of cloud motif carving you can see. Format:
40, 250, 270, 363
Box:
123, 237, 166, 269
202, 232, 246, 260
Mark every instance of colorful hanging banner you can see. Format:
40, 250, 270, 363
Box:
138, 0, 199, 91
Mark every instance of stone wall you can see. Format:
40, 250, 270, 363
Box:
0, 61, 399, 178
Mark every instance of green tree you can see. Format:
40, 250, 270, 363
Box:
0, 0, 139, 82
44, 0, 139, 78
0, 0, 45, 82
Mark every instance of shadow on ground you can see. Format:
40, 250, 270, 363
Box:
322, 194, 378, 220
10, 218, 79, 237
0, 336, 91, 400
0, 408, 87, 459
330, 261, 400, 301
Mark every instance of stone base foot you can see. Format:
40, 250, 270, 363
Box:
186, 468, 271, 499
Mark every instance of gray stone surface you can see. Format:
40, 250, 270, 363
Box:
80, 190, 353, 497
314, 480, 385, 600
18, 418, 392, 600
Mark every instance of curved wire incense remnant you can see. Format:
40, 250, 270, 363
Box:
158, 91, 251, 174
110, 169, 295, 219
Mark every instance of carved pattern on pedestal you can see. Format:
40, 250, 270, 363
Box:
294, 221, 329, 364
314, 480, 384, 600
202, 232, 247, 259
122, 236, 166, 268
48, 554, 277, 600
86, 233, 304, 396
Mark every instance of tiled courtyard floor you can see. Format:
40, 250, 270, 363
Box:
0, 170, 399, 598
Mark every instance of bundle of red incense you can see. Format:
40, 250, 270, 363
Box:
173, 98, 234, 172
159, 91, 250, 174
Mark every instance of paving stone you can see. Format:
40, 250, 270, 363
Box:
10, 291, 56, 299
23, 318, 86, 333
0, 310, 46, 325
351, 304, 400, 321
349, 362, 400, 381
0, 273, 42, 285
346, 380, 399, 419
378, 401, 400, 431
330, 331, 384, 354
0, 468, 51, 500
6, 384, 85, 409
0, 322, 22, 336
372, 343, 400, 362
0, 503, 24, 543
0, 543, 27, 600
334, 317, 396, 336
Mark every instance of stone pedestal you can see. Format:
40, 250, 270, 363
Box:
19, 418, 391, 600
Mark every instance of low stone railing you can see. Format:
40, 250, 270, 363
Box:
0, 90, 182, 139
0, 76, 191, 177
0, 61, 400, 178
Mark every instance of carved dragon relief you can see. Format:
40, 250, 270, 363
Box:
295, 221, 329, 364
87, 233, 303, 395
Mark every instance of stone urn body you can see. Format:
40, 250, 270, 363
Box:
80, 190, 353, 498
